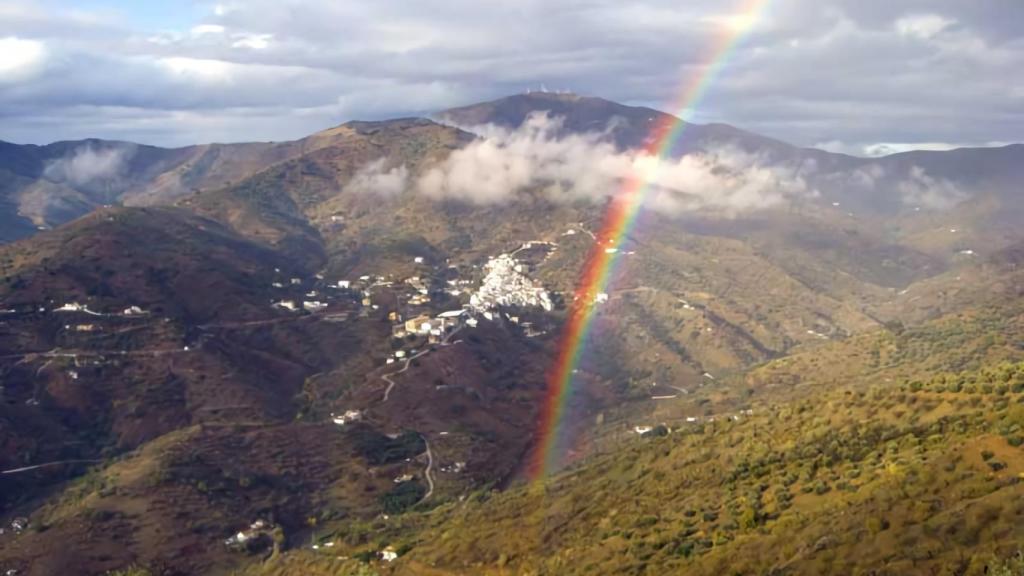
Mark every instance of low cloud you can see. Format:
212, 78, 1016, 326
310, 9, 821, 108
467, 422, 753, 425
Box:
418, 112, 817, 215
346, 157, 409, 197
43, 144, 136, 187
820, 161, 967, 211
897, 165, 967, 210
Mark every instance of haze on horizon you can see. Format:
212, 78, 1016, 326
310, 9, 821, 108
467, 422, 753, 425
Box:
1, 0, 1022, 156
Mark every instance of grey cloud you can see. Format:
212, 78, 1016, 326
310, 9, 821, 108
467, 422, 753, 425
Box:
0, 0, 1021, 150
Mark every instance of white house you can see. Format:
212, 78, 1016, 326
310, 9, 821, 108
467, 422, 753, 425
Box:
331, 410, 363, 426
337, 280, 351, 289
414, 256, 425, 264
303, 301, 328, 312
123, 305, 145, 316
55, 302, 85, 312
634, 425, 653, 435
274, 300, 298, 311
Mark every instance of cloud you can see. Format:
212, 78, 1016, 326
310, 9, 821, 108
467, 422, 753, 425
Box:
894, 14, 955, 40
43, 143, 136, 187
418, 112, 817, 214
0, 1, 1021, 149
346, 158, 409, 197
0, 36, 47, 82
897, 165, 967, 210
820, 161, 968, 211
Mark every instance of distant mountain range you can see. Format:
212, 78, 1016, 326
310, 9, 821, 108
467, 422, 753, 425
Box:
2, 92, 1021, 241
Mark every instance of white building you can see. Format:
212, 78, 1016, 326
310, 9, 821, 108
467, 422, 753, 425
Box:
332, 410, 363, 425
303, 301, 328, 312
274, 300, 298, 311
55, 302, 85, 312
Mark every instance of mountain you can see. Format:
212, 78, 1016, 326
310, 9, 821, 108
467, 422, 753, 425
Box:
436, 92, 797, 156
0, 205, 551, 575
0, 126, 386, 240
1, 93, 1023, 576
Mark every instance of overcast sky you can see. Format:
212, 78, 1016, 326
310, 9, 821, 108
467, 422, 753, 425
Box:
1, 0, 1021, 155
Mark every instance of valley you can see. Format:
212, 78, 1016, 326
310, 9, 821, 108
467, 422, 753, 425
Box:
0, 93, 1022, 576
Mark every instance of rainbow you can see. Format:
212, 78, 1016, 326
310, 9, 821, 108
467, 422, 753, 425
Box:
529, 0, 772, 480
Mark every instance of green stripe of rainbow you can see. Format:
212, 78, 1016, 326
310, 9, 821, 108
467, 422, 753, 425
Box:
529, 0, 772, 480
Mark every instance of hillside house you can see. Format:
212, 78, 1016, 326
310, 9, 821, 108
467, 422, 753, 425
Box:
274, 300, 298, 312
331, 410, 363, 426
405, 314, 433, 335
55, 302, 85, 312
122, 306, 145, 316
303, 301, 328, 312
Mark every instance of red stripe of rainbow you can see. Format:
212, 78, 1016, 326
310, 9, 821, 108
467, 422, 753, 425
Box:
529, 0, 772, 480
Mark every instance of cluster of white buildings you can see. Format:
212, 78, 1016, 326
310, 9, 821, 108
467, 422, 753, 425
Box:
469, 254, 552, 313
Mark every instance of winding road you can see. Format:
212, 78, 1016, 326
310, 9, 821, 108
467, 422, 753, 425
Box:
420, 435, 435, 502
380, 325, 465, 403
